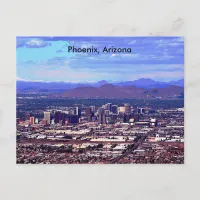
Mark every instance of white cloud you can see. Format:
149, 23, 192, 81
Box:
128, 40, 136, 44
26, 39, 50, 48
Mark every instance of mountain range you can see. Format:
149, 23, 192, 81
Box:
17, 78, 184, 93
62, 84, 184, 99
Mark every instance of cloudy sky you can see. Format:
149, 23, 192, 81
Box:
16, 37, 184, 82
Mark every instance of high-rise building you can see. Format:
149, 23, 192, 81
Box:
105, 110, 110, 116
51, 119, 55, 125
98, 107, 104, 114
78, 108, 81, 118
35, 118, 38, 124
107, 103, 112, 111
90, 106, 95, 112
111, 105, 118, 114
137, 108, 145, 114
55, 111, 61, 124
61, 112, 67, 126
92, 116, 97, 122
74, 107, 81, 117
133, 113, 139, 122
74, 107, 79, 115
124, 103, 131, 114
118, 106, 125, 113
88, 113, 94, 122
85, 107, 91, 117
69, 115, 79, 124
98, 113, 106, 124
30, 117, 35, 125
44, 112, 50, 124
124, 114, 131, 123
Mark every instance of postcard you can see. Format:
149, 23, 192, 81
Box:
16, 37, 184, 164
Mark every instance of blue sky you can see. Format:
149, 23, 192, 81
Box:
16, 37, 184, 82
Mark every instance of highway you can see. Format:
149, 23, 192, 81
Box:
108, 135, 147, 164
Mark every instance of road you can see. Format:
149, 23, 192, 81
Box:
108, 135, 147, 164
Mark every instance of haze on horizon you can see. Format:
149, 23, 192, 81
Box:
16, 37, 184, 82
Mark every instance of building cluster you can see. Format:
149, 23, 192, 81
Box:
17, 103, 160, 128
16, 102, 184, 164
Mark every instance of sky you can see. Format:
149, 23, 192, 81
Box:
16, 36, 184, 82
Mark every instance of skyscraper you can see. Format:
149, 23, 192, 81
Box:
111, 105, 118, 114
69, 115, 79, 124
98, 107, 104, 114
90, 106, 95, 112
35, 118, 39, 124
138, 108, 145, 114
74, 107, 81, 117
88, 113, 94, 122
124, 103, 131, 114
61, 112, 67, 126
98, 113, 106, 124
85, 107, 91, 117
118, 106, 125, 113
44, 112, 50, 124
55, 111, 61, 124
30, 117, 35, 125
74, 107, 79, 115
105, 110, 110, 116
133, 113, 139, 122
107, 103, 112, 111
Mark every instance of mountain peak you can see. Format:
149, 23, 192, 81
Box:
97, 80, 108, 84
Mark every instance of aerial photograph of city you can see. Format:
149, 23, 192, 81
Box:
16, 36, 184, 164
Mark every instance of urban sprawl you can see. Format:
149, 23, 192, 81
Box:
17, 98, 184, 164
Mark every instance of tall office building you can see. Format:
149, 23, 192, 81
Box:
105, 110, 110, 116
98, 107, 104, 114
44, 112, 50, 124
88, 113, 94, 122
137, 108, 145, 114
61, 112, 67, 126
85, 107, 91, 117
124, 114, 131, 123
74, 107, 81, 117
74, 107, 79, 115
90, 106, 95, 113
69, 115, 79, 124
111, 105, 118, 114
124, 103, 131, 114
118, 106, 125, 113
55, 111, 61, 124
78, 108, 81, 118
107, 103, 112, 111
35, 118, 38, 124
98, 113, 106, 124
133, 113, 139, 122
30, 117, 35, 125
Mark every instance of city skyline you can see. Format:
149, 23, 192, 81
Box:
16, 37, 184, 82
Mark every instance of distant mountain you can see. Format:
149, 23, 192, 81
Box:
16, 78, 184, 93
63, 84, 184, 99
168, 79, 184, 87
